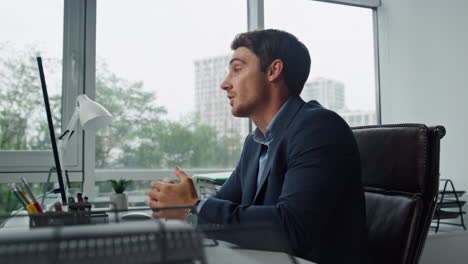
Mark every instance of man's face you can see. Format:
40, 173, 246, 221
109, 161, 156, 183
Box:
221, 47, 269, 118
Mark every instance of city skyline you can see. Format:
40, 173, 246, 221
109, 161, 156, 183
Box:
2, 0, 377, 132
194, 54, 376, 137
194, 55, 250, 138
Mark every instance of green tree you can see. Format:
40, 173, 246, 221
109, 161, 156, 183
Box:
0, 44, 61, 215
0, 45, 245, 215
158, 121, 194, 168
95, 61, 167, 168
0, 45, 61, 150
190, 124, 217, 167
214, 129, 243, 168
28, 93, 61, 150
116, 120, 166, 168
93, 61, 244, 169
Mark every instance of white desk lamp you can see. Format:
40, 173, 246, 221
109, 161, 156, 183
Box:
58, 94, 112, 168
38, 56, 112, 204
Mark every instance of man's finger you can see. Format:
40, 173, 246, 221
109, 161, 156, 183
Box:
174, 166, 190, 182
162, 178, 176, 184
153, 210, 163, 218
145, 198, 159, 209
151, 181, 165, 190
146, 189, 162, 201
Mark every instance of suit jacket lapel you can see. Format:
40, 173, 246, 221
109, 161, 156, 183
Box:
253, 144, 276, 203
244, 143, 262, 204
252, 95, 306, 203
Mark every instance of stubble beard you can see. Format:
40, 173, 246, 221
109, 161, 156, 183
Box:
230, 99, 253, 118
231, 96, 263, 118
231, 105, 249, 118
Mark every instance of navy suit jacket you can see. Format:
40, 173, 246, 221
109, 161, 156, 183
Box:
198, 95, 368, 263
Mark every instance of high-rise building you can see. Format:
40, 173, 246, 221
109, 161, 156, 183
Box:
195, 59, 375, 135
194, 55, 249, 139
338, 110, 377, 127
302, 77, 376, 127
301, 77, 345, 112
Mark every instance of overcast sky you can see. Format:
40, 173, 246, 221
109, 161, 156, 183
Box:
1, 0, 376, 122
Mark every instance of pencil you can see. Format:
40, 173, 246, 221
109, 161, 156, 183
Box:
11, 184, 38, 214
8, 184, 27, 209
17, 186, 31, 205
21, 177, 44, 213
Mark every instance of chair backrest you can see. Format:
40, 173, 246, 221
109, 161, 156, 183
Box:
352, 124, 445, 264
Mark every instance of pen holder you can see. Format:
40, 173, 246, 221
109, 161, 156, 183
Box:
30, 211, 90, 228
29, 203, 107, 228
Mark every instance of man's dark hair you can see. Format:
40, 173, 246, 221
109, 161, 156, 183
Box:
231, 29, 311, 95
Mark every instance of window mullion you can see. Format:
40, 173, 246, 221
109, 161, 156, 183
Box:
247, 0, 264, 133
373, 9, 382, 124
62, 0, 86, 172
247, 0, 264, 31
82, 0, 97, 200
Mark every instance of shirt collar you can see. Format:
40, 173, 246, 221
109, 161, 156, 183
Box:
252, 96, 294, 146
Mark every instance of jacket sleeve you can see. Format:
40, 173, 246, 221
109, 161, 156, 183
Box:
211, 162, 242, 203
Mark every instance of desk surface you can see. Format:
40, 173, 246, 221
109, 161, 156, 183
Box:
1, 210, 315, 264
206, 245, 314, 264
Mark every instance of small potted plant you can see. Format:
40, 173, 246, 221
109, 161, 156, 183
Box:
109, 178, 132, 211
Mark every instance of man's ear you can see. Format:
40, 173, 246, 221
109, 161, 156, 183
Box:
267, 59, 284, 82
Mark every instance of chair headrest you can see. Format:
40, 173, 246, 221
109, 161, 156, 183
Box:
352, 124, 443, 194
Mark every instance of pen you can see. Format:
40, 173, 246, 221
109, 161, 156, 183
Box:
21, 177, 44, 213
14, 185, 38, 214
9, 184, 27, 209
17, 186, 31, 204
10, 184, 37, 214
16, 186, 39, 214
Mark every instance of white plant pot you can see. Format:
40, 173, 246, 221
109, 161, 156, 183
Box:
110, 193, 128, 211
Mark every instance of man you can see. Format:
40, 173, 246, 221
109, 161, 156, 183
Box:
146, 29, 368, 263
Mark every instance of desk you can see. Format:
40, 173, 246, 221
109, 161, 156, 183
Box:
0, 207, 153, 231
1, 210, 315, 264
0, 209, 29, 233
206, 245, 314, 264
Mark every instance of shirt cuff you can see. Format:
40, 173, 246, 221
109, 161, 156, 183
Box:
196, 197, 209, 214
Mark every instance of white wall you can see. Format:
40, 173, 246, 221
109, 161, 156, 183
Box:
422, 232, 468, 264
378, 0, 468, 192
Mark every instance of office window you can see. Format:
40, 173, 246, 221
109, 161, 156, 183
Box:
0, 1, 380, 210
0, 1, 63, 151
265, 0, 377, 127
0, 1, 64, 214
95, 0, 247, 203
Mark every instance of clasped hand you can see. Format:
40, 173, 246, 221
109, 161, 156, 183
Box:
145, 166, 199, 220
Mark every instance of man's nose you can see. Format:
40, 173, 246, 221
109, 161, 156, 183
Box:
220, 77, 231, 91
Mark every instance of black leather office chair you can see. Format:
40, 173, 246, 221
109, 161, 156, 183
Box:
352, 124, 445, 264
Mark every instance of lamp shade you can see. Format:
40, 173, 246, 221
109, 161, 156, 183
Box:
76, 94, 112, 131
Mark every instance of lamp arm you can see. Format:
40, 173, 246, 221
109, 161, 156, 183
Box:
58, 108, 79, 165
60, 107, 79, 140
